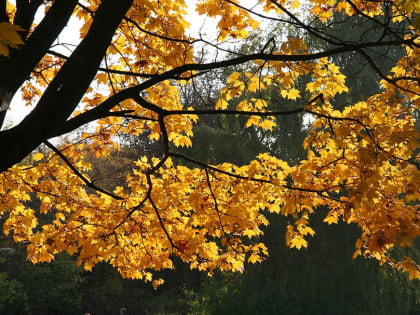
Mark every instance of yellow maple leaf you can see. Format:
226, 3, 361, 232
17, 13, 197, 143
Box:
0, 22, 24, 57
248, 253, 260, 264
290, 236, 308, 250
259, 119, 276, 131
281, 88, 300, 100
324, 213, 339, 224
287, 88, 300, 100
33, 152, 44, 161
215, 98, 228, 109
291, 0, 300, 9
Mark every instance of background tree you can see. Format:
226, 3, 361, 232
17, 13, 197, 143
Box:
0, 0, 419, 286
175, 29, 420, 313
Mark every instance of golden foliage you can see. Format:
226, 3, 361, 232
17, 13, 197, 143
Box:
1, 0, 419, 285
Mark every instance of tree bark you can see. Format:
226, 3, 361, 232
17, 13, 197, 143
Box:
0, 0, 134, 172
0, 0, 78, 128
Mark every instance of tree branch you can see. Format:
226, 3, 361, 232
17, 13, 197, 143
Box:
205, 168, 228, 239
43, 140, 123, 200
147, 174, 177, 252
0, 0, 133, 172
14, 0, 43, 38
46, 36, 416, 139
47, 50, 155, 79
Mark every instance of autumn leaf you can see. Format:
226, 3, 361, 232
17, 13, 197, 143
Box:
259, 119, 276, 131
32, 152, 44, 162
281, 88, 300, 100
290, 236, 308, 250
0, 22, 24, 57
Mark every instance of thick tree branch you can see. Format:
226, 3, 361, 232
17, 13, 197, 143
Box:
47, 37, 415, 139
0, 0, 78, 128
14, 0, 43, 38
47, 50, 155, 79
0, 0, 133, 172
1, 0, 78, 91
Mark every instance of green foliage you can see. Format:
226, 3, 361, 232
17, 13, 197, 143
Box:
19, 255, 82, 315
182, 211, 419, 315
0, 249, 82, 315
0, 272, 29, 314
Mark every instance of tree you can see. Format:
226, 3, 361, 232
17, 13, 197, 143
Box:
0, 0, 419, 286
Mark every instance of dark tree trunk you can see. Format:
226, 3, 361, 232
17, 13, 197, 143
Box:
0, 0, 133, 172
